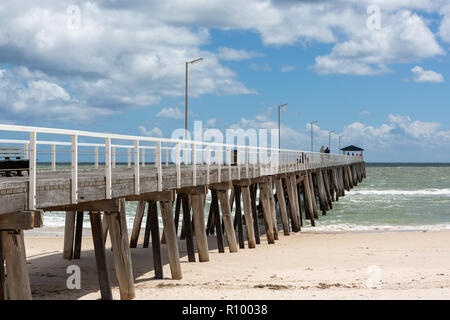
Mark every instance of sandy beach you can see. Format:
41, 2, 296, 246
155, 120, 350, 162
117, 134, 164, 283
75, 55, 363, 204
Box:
23, 229, 450, 300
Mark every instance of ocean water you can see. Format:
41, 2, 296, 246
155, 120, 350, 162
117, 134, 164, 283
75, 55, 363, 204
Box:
302, 165, 450, 232
41, 165, 450, 233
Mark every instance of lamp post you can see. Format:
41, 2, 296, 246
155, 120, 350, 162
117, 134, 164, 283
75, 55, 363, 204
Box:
339, 135, 344, 154
277, 104, 288, 150
185, 58, 203, 140
328, 130, 334, 152
277, 104, 288, 165
310, 121, 318, 152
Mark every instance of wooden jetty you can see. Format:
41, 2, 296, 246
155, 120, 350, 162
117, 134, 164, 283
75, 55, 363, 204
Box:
0, 124, 366, 300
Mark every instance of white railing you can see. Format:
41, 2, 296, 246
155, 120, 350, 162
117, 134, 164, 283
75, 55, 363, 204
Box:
0, 124, 363, 210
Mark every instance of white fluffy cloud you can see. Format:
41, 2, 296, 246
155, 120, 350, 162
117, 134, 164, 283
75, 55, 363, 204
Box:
411, 66, 444, 82
0, 67, 115, 122
217, 47, 263, 61
0, 1, 256, 122
138, 126, 163, 137
0, 0, 448, 123
314, 10, 444, 75
342, 114, 450, 159
439, 4, 450, 42
227, 111, 450, 161
157, 107, 185, 119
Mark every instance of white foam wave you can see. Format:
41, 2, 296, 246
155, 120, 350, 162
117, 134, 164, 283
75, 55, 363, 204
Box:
302, 223, 450, 233
350, 189, 450, 196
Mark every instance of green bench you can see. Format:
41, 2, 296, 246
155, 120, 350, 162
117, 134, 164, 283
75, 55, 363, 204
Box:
0, 147, 30, 177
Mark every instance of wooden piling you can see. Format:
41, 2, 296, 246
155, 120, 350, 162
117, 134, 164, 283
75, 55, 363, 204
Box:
130, 200, 146, 248
210, 189, 225, 253
181, 194, 196, 262
308, 173, 319, 219
73, 211, 84, 260
104, 199, 135, 300
142, 202, 153, 248
89, 212, 113, 300
146, 201, 163, 278
274, 177, 290, 235
63, 211, 76, 259
214, 184, 239, 253
295, 179, 304, 227
102, 214, 109, 244
316, 170, 329, 214
285, 175, 300, 232
258, 180, 275, 244
303, 175, 316, 227
322, 170, 333, 210
330, 168, 340, 200
1, 230, 32, 300
233, 186, 245, 249
174, 193, 182, 235
249, 184, 261, 245
0, 236, 5, 300
191, 192, 210, 262
241, 185, 256, 248
160, 200, 183, 280
267, 178, 279, 241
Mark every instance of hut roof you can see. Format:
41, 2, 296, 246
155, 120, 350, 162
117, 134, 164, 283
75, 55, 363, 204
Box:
340, 145, 364, 152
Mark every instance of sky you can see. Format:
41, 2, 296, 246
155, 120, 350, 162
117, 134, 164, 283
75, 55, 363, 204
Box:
0, 0, 449, 162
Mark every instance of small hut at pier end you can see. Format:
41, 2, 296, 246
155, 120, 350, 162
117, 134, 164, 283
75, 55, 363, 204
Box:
340, 145, 364, 157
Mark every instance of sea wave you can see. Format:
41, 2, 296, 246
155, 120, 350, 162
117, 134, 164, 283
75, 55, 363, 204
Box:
349, 189, 450, 196
301, 223, 450, 233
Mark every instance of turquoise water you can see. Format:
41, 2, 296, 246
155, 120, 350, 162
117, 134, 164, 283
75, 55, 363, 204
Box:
42, 165, 450, 232
302, 165, 450, 232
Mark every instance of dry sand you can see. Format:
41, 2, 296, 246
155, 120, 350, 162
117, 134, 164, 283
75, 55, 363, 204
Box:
23, 229, 450, 300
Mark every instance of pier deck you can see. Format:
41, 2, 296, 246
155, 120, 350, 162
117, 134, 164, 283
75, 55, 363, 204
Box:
0, 124, 365, 300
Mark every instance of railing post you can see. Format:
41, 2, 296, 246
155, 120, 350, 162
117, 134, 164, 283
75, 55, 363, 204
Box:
251, 148, 256, 178
112, 146, 116, 168
176, 142, 181, 188
156, 141, 162, 191
134, 140, 140, 195
217, 147, 222, 183
127, 147, 131, 168
71, 134, 78, 204
165, 148, 169, 166
227, 147, 231, 181
192, 143, 197, 186
95, 146, 99, 169
259, 147, 263, 176
206, 145, 211, 185
245, 147, 249, 179
28, 132, 36, 210
141, 147, 145, 168
51, 144, 56, 171
237, 147, 241, 180
105, 138, 112, 199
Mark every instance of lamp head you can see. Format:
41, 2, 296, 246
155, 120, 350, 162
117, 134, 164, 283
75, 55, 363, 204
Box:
189, 58, 203, 65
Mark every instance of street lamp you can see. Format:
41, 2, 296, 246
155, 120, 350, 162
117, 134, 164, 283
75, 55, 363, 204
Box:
328, 130, 335, 152
310, 121, 318, 152
277, 103, 288, 165
277, 104, 288, 150
185, 58, 203, 140
339, 135, 344, 154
